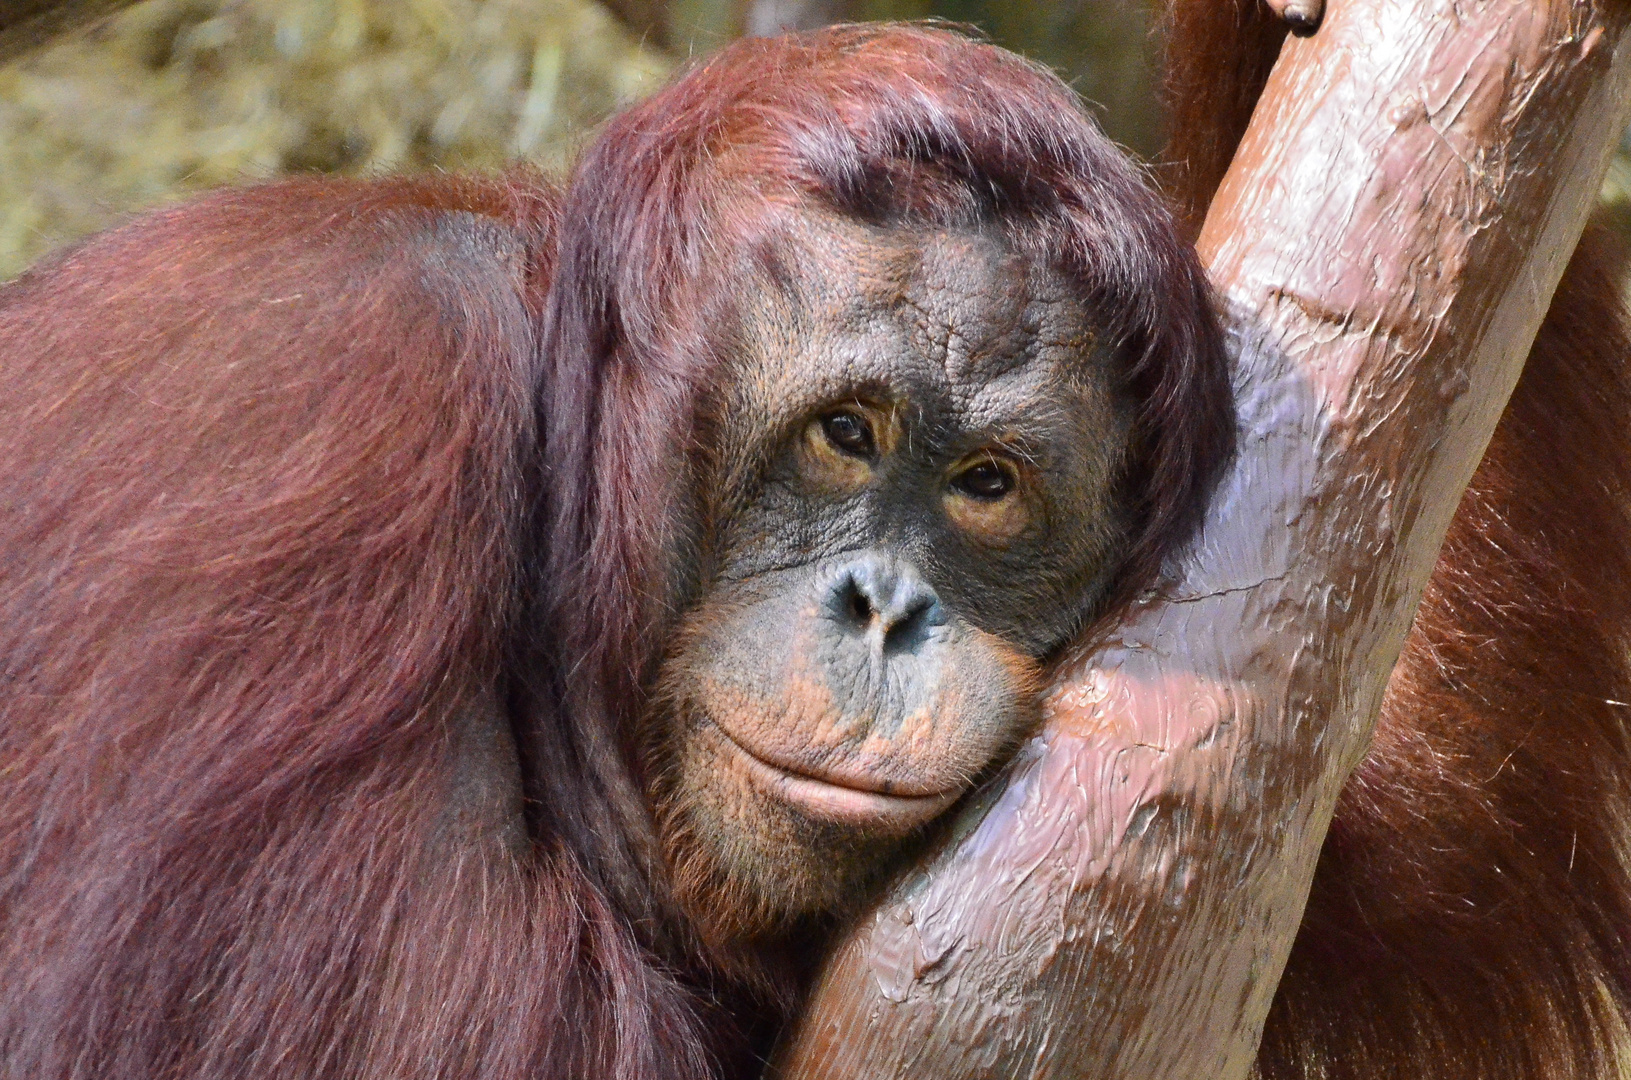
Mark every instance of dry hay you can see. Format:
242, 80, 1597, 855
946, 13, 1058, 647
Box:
0, 0, 670, 278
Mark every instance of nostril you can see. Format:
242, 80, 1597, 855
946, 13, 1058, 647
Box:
845, 581, 874, 627
880, 592, 939, 653
886, 591, 929, 630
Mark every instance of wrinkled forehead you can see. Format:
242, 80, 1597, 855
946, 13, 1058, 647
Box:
717, 210, 1110, 428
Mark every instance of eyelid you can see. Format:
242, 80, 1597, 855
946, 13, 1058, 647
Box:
812, 397, 900, 454
959, 454, 1016, 477
798, 398, 897, 490
942, 447, 1034, 544
821, 410, 876, 457
950, 442, 1031, 479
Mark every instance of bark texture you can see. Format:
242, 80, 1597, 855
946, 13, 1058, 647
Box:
773, 2, 1631, 1076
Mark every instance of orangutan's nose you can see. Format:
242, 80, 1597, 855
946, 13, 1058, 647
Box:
824, 553, 946, 655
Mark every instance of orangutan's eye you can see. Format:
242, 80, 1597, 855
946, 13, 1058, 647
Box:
821, 410, 876, 459
951, 458, 1016, 500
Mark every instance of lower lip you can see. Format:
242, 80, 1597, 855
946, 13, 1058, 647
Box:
717, 728, 963, 832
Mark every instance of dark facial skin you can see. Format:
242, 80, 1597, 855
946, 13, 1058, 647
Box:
648, 212, 1133, 946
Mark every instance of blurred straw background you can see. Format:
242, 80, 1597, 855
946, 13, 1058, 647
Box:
0, 0, 1624, 281
0, 0, 668, 276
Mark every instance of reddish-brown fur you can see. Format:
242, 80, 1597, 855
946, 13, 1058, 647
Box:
0, 27, 1230, 1080
0, 170, 714, 1080
1163, 3, 1631, 1076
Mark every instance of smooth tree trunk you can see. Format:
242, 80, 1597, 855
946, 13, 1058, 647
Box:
772, 1, 1631, 1076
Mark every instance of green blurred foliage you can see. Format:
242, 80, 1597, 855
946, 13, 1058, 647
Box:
0, 0, 669, 278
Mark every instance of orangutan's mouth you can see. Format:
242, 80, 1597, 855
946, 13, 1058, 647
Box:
709, 722, 963, 832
